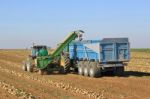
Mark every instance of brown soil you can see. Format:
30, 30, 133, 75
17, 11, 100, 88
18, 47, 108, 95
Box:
0, 50, 150, 99
0, 87, 17, 99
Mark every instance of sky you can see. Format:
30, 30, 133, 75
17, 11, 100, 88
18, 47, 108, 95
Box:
0, 0, 150, 49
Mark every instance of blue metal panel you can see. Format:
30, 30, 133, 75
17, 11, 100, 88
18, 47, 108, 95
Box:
69, 40, 100, 61
100, 38, 130, 62
69, 38, 130, 63
100, 43, 113, 62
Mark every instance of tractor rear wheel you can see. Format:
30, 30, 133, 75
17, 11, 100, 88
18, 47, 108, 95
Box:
38, 69, 44, 75
61, 52, 70, 73
59, 66, 66, 74
38, 68, 48, 75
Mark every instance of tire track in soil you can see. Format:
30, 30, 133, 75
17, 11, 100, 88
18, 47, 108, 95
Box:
0, 61, 106, 99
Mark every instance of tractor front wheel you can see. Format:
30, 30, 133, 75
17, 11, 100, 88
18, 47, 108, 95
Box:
22, 61, 27, 71
26, 61, 33, 72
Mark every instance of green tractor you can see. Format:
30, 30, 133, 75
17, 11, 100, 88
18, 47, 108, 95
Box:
22, 30, 84, 75
22, 45, 48, 73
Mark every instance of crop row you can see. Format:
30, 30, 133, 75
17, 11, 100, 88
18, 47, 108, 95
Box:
0, 65, 106, 99
0, 80, 35, 99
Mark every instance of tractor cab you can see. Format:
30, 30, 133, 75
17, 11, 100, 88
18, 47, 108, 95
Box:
31, 45, 48, 59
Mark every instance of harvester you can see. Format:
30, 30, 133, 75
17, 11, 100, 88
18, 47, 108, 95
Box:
23, 30, 130, 77
22, 30, 84, 74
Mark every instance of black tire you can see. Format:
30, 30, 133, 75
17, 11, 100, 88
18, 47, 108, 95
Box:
59, 66, 66, 74
89, 62, 101, 77
62, 53, 70, 73
78, 61, 84, 75
38, 69, 44, 75
83, 62, 90, 77
114, 67, 124, 76
22, 61, 27, 71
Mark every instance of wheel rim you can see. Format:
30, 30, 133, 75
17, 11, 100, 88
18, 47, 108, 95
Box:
84, 67, 89, 76
89, 68, 94, 77
22, 61, 27, 71
78, 67, 83, 75
26, 62, 33, 72
22, 64, 27, 71
27, 63, 30, 69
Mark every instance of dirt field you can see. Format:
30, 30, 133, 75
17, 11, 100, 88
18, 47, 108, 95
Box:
0, 50, 150, 99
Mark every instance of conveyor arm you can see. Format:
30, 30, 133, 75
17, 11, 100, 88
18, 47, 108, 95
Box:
51, 30, 84, 58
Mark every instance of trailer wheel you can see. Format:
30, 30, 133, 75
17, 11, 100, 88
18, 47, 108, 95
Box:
22, 61, 27, 71
78, 66, 84, 75
78, 61, 84, 75
83, 62, 90, 77
115, 67, 124, 76
89, 62, 101, 77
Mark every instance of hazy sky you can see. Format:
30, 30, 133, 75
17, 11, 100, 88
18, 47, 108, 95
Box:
0, 0, 150, 49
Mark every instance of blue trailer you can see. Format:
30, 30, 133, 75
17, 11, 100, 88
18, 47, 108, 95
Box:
69, 38, 130, 77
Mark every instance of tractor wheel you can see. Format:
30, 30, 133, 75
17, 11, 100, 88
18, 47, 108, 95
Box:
38, 69, 48, 75
25, 57, 33, 72
38, 69, 44, 75
89, 62, 101, 78
61, 53, 70, 73
78, 61, 85, 75
83, 62, 90, 77
22, 61, 27, 71
59, 66, 65, 74
26, 61, 33, 72
26, 57, 33, 72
